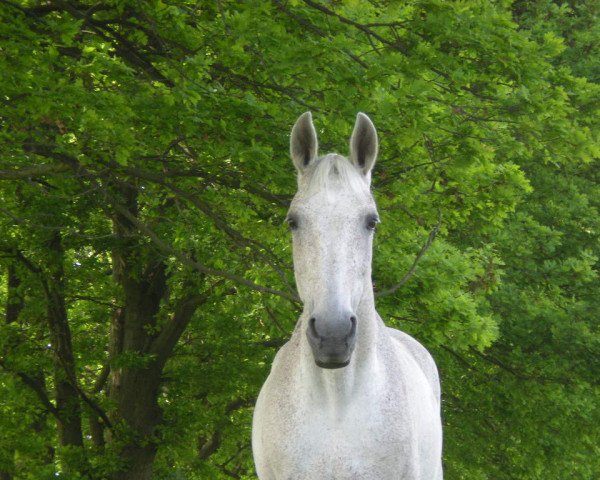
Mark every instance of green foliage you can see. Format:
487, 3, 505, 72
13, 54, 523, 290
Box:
0, 0, 598, 478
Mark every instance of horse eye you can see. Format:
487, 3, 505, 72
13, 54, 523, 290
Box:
286, 216, 299, 230
365, 214, 379, 231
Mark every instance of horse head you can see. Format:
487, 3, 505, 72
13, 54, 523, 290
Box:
288, 112, 379, 369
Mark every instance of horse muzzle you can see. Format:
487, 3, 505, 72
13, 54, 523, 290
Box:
306, 314, 357, 369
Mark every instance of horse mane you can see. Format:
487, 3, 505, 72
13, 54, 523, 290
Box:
303, 153, 370, 198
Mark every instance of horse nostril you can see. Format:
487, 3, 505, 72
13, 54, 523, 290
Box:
309, 317, 319, 339
348, 316, 357, 339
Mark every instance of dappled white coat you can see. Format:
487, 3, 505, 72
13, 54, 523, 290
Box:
252, 113, 443, 480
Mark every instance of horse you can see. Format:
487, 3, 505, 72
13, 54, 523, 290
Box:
252, 112, 443, 479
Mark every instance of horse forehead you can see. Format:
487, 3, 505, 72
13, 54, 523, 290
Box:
295, 194, 362, 216
292, 181, 375, 215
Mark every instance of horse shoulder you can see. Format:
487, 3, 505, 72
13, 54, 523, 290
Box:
254, 334, 302, 414
253, 338, 299, 478
386, 327, 441, 402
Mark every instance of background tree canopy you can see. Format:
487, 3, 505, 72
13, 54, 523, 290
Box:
0, 0, 598, 479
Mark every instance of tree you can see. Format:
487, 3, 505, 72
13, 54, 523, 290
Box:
0, 1, 597, 478
441, 2, 600, 478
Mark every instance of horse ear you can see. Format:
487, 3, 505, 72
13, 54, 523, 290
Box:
290, 112, 318, 172
349, 112, 378, 176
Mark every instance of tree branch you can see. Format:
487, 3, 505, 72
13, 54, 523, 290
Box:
173, 142, 291, 205
150, 280, 220, 365
111, 202, 300, 303
0, 164, 70, 180
123, 166, 293, 288
210, 62, 319, 110
440, 344, 474, 371
470, 348, 573, 385
376, 215, 442, 297
198, 431, 221, 460
69, 379, 114, 430
54, 2, 175, 87
273, 0, 369, 68
197, 397, 253, 462
17, 143, 299, 303
0, 360, 58, 417
301, 0, 408, 53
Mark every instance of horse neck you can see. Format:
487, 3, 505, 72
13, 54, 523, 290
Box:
352, 287, 381, 358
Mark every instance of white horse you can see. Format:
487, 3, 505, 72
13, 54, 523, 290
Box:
252, 112, 443, 479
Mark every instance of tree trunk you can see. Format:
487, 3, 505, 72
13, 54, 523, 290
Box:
1, 265, 22, 480
43, 233, 86, 472
108, 185, 166, 480
3, 264, 56, 476
109, 305, 165, 480
5, 264, 24, 323
107, 184, 211, 479
109, 362, 164, 480
89, 414, 106, 448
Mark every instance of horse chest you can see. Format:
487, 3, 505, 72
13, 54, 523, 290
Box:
264, 385, 419, 479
